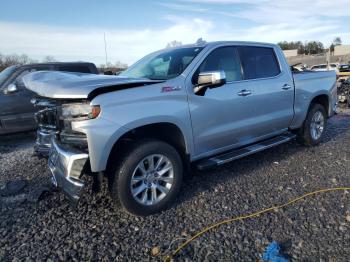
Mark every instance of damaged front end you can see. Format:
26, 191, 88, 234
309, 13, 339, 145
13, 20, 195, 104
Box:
32, 97, 99, 202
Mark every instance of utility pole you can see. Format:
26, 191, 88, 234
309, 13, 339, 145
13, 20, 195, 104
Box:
326, 44, 330, 71
104, 33, 108, 67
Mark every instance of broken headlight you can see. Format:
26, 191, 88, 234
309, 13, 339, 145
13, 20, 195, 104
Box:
61, 103, 101, 121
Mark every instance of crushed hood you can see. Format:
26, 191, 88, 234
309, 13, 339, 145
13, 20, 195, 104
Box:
23, 71, 163, 100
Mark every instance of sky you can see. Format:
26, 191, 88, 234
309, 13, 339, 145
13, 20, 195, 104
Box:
0, 0, 350, 66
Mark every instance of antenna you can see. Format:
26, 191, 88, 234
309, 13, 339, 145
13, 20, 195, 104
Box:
104, 33, 108, 67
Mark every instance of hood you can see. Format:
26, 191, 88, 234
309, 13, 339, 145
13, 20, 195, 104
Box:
23, 71, 163, 100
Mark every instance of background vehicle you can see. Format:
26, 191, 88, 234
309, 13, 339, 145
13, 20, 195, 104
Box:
24, 42, 337, 216
310, 63, 338, 71
0, 62, 98, 134
337, 64, 350, 81
338, 77, 350, 106
291, 63, 309, 72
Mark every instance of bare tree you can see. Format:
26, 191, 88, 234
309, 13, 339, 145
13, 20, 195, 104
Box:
0, 53, 38, 71
99, 60, 128, 74
42, 56, 57, 63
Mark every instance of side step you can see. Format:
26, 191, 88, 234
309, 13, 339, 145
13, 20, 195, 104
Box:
196, 133, 296, 170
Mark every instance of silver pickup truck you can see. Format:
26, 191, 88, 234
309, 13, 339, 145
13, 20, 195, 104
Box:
24, 41, 337, 216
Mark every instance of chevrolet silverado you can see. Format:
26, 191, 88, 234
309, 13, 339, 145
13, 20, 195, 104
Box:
24, 41, 337, 216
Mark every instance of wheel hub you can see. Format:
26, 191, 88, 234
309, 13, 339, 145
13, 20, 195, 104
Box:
145, 172, 157, 185
310, 110, 325, 140
130, 154, 174, 206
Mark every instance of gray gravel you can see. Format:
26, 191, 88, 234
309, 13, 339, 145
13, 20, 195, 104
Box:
1, 107, 350, 261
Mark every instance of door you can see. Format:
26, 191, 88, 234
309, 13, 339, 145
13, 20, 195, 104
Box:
0, 68, 38, 133
187, 45, 294, 157
236, 46, 294, 137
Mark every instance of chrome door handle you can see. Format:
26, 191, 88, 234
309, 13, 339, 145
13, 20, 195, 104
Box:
282, 84, 292, 90
237, 89, 252, 96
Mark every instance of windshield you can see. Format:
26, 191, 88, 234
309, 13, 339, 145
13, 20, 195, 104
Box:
120, 46, 204, 80
0, 66, 18, 87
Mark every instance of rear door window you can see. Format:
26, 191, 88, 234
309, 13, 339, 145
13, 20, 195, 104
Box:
237, 46, 281, 80
57, 65, 92, 73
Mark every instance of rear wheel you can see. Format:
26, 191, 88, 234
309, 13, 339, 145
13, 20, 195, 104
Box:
110, 139, 183, 216
297, 103, 327, 146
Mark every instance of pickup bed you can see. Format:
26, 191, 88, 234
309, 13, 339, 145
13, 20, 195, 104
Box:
24, 41, 337, 216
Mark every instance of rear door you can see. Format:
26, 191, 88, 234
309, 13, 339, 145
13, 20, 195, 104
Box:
236, 46, 294, 137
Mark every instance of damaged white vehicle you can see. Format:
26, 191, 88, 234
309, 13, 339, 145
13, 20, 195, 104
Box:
24, 41, 337, 216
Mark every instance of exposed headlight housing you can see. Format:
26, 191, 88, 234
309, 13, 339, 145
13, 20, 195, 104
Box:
61, 103, 101, 121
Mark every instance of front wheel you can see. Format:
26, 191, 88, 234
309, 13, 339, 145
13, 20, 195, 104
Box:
110, 139, 183, 216
297, 103, 327, 146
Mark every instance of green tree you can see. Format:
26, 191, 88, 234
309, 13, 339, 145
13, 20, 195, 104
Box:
333, 37, 342, 46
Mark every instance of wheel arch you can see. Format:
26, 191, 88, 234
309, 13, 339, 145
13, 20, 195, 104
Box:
105, 122, 192, 178
309, 94, 329, 117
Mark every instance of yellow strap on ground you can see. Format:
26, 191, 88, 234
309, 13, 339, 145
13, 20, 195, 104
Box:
163, 187, 350, 262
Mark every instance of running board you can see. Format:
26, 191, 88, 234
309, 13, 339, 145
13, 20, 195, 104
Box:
196, 133, 296, 170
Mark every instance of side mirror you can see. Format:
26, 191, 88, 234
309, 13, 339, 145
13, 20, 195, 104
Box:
3, 84, 18, 94
197, 71, 226, 88
194, 71, 226, 95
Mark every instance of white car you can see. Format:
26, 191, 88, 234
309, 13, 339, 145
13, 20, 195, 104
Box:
311, 63, 338, 71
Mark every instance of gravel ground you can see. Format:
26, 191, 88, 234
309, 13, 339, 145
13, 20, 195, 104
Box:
1, 107, 350, 261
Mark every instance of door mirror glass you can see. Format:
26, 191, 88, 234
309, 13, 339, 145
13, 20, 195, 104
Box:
197, 71, 226, 89
3, 83, 18, 94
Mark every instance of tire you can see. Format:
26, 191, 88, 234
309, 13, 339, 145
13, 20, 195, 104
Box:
110, 139, 183, 216
297, 103, 327, 146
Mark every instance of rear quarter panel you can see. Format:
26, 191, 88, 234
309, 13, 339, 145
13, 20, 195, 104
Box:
291, 70, 337, 129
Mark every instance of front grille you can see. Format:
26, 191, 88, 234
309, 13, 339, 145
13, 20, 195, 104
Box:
32, 97, 88, 150
35, 107, 58, 130
32, 98, 60, 130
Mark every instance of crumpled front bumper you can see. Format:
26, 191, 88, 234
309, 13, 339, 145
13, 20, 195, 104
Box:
48, 138, 88, 202
34, 129, 53, 156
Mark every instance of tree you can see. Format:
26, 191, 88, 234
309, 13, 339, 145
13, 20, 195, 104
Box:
330, 44, 335, 56
114, 61, 128, 69
42, 56, 57, 63
166, 40, 182, 48
196, 38, 207, 45
333, 37, 342, 46
277, 41, 305, 54
304, 41, 324, 55
0, 53, 38, 71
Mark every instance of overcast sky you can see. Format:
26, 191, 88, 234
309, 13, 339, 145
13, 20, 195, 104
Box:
0, 0, 349, 66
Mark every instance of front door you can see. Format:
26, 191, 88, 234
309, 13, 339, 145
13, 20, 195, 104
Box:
0, 68, 38, 133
